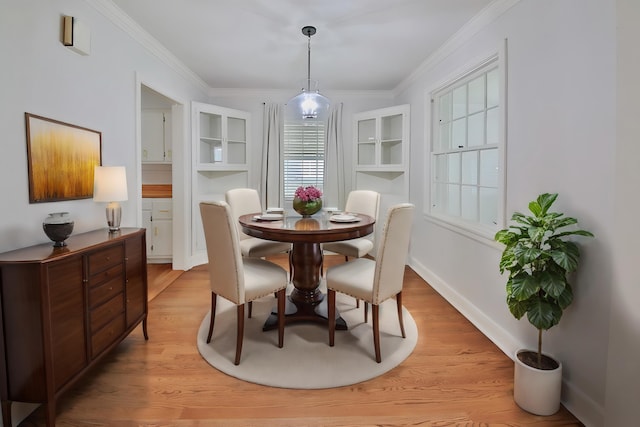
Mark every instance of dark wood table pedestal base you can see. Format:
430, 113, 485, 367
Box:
262, 293, 348, 331
263, 241, 348, 331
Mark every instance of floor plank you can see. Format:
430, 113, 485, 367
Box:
19, 255, 583, 426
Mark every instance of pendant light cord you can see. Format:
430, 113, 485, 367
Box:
307, 33, 311, 92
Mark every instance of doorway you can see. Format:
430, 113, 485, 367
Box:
140, 84, 178, 266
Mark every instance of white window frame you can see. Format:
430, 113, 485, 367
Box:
426, 44, 507, 241
283, 122, 325, 201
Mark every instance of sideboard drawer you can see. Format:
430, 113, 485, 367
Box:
88, 263, 123, 288
88, 244, 123, 275
89, 275, 123, 309
91, 314, 126, 357
91, 293, 124, 333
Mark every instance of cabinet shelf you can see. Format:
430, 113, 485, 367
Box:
192, 102, 251, 259
353, 104, 410, 201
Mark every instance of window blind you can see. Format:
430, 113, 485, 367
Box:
283, 123, 325, 200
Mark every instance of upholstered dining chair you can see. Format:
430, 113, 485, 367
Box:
199, 201, 287, 365
323, 190, 380, 261
322, 190, 380, 307
326, 203, 414, 363
225, 188, 292, 274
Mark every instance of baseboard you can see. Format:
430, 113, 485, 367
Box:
407, 256, 603, 427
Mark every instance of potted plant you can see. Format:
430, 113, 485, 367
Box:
494, 193, 593, 415
293, 185, 323, 217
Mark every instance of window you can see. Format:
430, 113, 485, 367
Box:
283, 122, 325, 200
429, 53, 505, 237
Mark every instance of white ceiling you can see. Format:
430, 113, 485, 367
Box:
111, 0, 494, 91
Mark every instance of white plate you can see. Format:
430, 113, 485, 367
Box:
266, 207, 284, 213
253, 213, 284, 221
330, 214, 360, 223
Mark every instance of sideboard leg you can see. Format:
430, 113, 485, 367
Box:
2, 400, 11, 427
45, 401, 56, 427
142, 316, 149, 340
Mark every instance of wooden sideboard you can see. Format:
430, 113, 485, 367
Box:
0, 228, 149, 427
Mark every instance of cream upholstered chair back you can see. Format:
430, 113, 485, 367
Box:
345, 190, 380, 223
371, 203, 414, 305
199, 200, 245, 305
225, 188, 262, 241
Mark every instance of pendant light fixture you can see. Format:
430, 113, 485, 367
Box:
286, 25, 330, 122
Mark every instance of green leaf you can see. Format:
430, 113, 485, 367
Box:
555, 229, 594, 239
513, 245, 543, 265
495, 229, 515, 244
527, 298, 562, 330
536, 193, 558, 215
550, 241, 580, 272
538, 270, 566, 298
507, 295, 529, 320
511, 212, 532, 226
510, 273, 539, 301
528, 200, 542, 217
550, 216, 578, 230
557, 284, 574, 309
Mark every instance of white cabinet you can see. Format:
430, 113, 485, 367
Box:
142, 198, 172, 262
192, 102, 251, 255
142, 109, 172, 163
353, 104, 410, 200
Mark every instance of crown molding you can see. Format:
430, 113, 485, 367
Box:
394, 0, 520, 96
86, 0, 210, 93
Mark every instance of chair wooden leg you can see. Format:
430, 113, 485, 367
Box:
372, 304, 381, 363
364, 301, 369, 323
289, 250, 293, 279
234, 304, 245, 365
248, 301, 253, 318
206, 292, 217, 343
328, 289, 336, 346
277, 289, 285, 348
396, 292, 406, 338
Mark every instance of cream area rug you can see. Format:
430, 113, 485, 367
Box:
196, 285, 418, 389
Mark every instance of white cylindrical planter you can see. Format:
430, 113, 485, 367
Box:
514, 349, 563, 416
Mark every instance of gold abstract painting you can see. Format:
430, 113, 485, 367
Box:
25, 113, 102, 203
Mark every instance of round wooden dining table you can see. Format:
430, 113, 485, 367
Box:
239, 212, 375, 330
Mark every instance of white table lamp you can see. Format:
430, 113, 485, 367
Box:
93, 166, 128, 232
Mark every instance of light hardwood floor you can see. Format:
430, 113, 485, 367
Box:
20, 255, 582, 426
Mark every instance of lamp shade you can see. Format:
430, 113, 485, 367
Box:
286, 89, 330, 123
93, 166, 128, 202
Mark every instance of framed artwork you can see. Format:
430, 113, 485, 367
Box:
25, 113, 102, 203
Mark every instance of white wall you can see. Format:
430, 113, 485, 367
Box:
606, 0, 640, 425
395, 0, 617, 425
0, 0, 209, 255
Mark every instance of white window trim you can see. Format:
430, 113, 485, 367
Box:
424, 40, 508, 241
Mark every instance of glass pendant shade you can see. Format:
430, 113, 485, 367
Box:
286, 88, 330, 123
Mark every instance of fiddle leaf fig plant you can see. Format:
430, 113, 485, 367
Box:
495, 193, 593, 369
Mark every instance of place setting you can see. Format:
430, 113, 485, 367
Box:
252, 207, 284, 221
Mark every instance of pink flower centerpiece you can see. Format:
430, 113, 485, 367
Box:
293, 185, 323, 217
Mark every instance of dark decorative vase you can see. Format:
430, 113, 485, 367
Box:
292, 197, 322, 217
43, 212, 74, 247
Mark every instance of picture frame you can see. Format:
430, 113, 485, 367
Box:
25, 113, 102, 203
